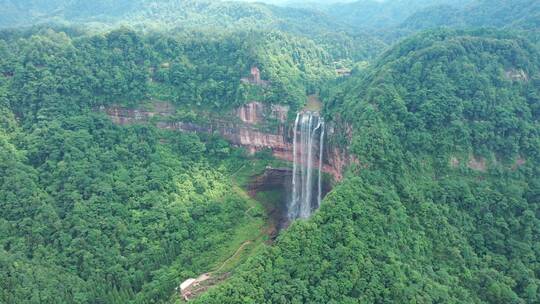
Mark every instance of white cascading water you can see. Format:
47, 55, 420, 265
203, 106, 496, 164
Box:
288, 111, 325, 220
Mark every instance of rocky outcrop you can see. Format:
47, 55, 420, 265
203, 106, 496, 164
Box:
323, 120, 359, 181
105, 101, 292, 154
236, 102, 265, 125
158, 120, 291, 155
103, 101, 356, 181
235, 101, 288, 126
505, 69, 529, 82
104, 101, 174, 124
240, 66, 270, 87
449, 155, 526, 172
325, 147, 359, 181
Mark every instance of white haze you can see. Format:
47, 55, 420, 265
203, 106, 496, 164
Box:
236, 0, 358, 5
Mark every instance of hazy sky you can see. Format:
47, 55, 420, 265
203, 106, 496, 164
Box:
236, 0, 358, 5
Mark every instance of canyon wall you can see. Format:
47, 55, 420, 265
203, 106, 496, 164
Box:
103, 101, 355, 181
324, 122, 359, 181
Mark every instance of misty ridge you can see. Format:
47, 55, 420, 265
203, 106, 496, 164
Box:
3, 0, 536, 30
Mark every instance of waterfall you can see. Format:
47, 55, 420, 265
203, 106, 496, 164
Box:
317, 124, 325, 209
288, 111, 325, 220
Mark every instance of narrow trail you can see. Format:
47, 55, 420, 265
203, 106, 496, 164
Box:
244, 206, 255, 217
231, 164, 246, 176
180, 240, 257, 301
214, 240, 253, 273
179, 166, 274, 301
180, 200, 264, 301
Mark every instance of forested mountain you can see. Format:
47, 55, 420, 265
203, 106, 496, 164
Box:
195, 29, 540, 304
0, 27, 339, 112
1, 1, 540, 304
323, 0, 475, 29
0, 0, 336, 31
402, 0, 540, 30
0, 25, 339, 302
0, 0, 386, 64
0, 108, 259, 303
260, 0, 357, 8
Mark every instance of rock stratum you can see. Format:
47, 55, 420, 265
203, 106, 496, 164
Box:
102, 101, 356, 181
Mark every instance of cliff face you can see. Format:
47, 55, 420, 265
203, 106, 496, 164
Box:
324, 122, 359, 181
103, 101, 355, 181
104, 101, 175, 124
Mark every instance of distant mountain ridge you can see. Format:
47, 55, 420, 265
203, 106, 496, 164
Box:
402, 0, 540, 30
2, 0, 538, 41
0, 0, 386, 64
0, 0, 347, 31
322, 0, 475, 29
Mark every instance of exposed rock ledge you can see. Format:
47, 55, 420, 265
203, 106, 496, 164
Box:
102, 101, 355, 181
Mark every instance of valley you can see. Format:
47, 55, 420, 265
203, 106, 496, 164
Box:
1, 1, 539, 304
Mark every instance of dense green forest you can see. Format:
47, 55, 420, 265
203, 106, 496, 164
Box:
324, 0, 475, 30
0, 27, 336, 112
0, 109, 264, 303
0, 0, 385, 63
1, 0, 540, 303
402, 0, 540, 31
195, 29, 540, 304
0, 18, 335, 302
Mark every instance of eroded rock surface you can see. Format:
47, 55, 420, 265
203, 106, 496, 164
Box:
103, 101, 355, 181
505, 69, 529, 82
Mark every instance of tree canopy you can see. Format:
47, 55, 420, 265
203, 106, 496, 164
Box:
1, 1, 540, 304
193, 29, 540, 304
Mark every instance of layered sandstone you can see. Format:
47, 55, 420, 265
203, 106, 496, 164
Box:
103, 101, 356, 181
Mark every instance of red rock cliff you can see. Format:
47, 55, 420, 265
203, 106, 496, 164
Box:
103, 101, 355, 181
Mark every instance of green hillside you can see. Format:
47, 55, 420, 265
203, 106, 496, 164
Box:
0, 26, 332, 303
194, 29, 540, 304
0, 0, 376, 44
1, 1, 540, 304
0, 0, 385, 65
402, 0, 540, 30
324, 0, 474, 29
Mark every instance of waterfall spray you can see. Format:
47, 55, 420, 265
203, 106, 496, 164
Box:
290, 113, 300, 218
288, 111, 325, 220
317, 125, 325, 208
